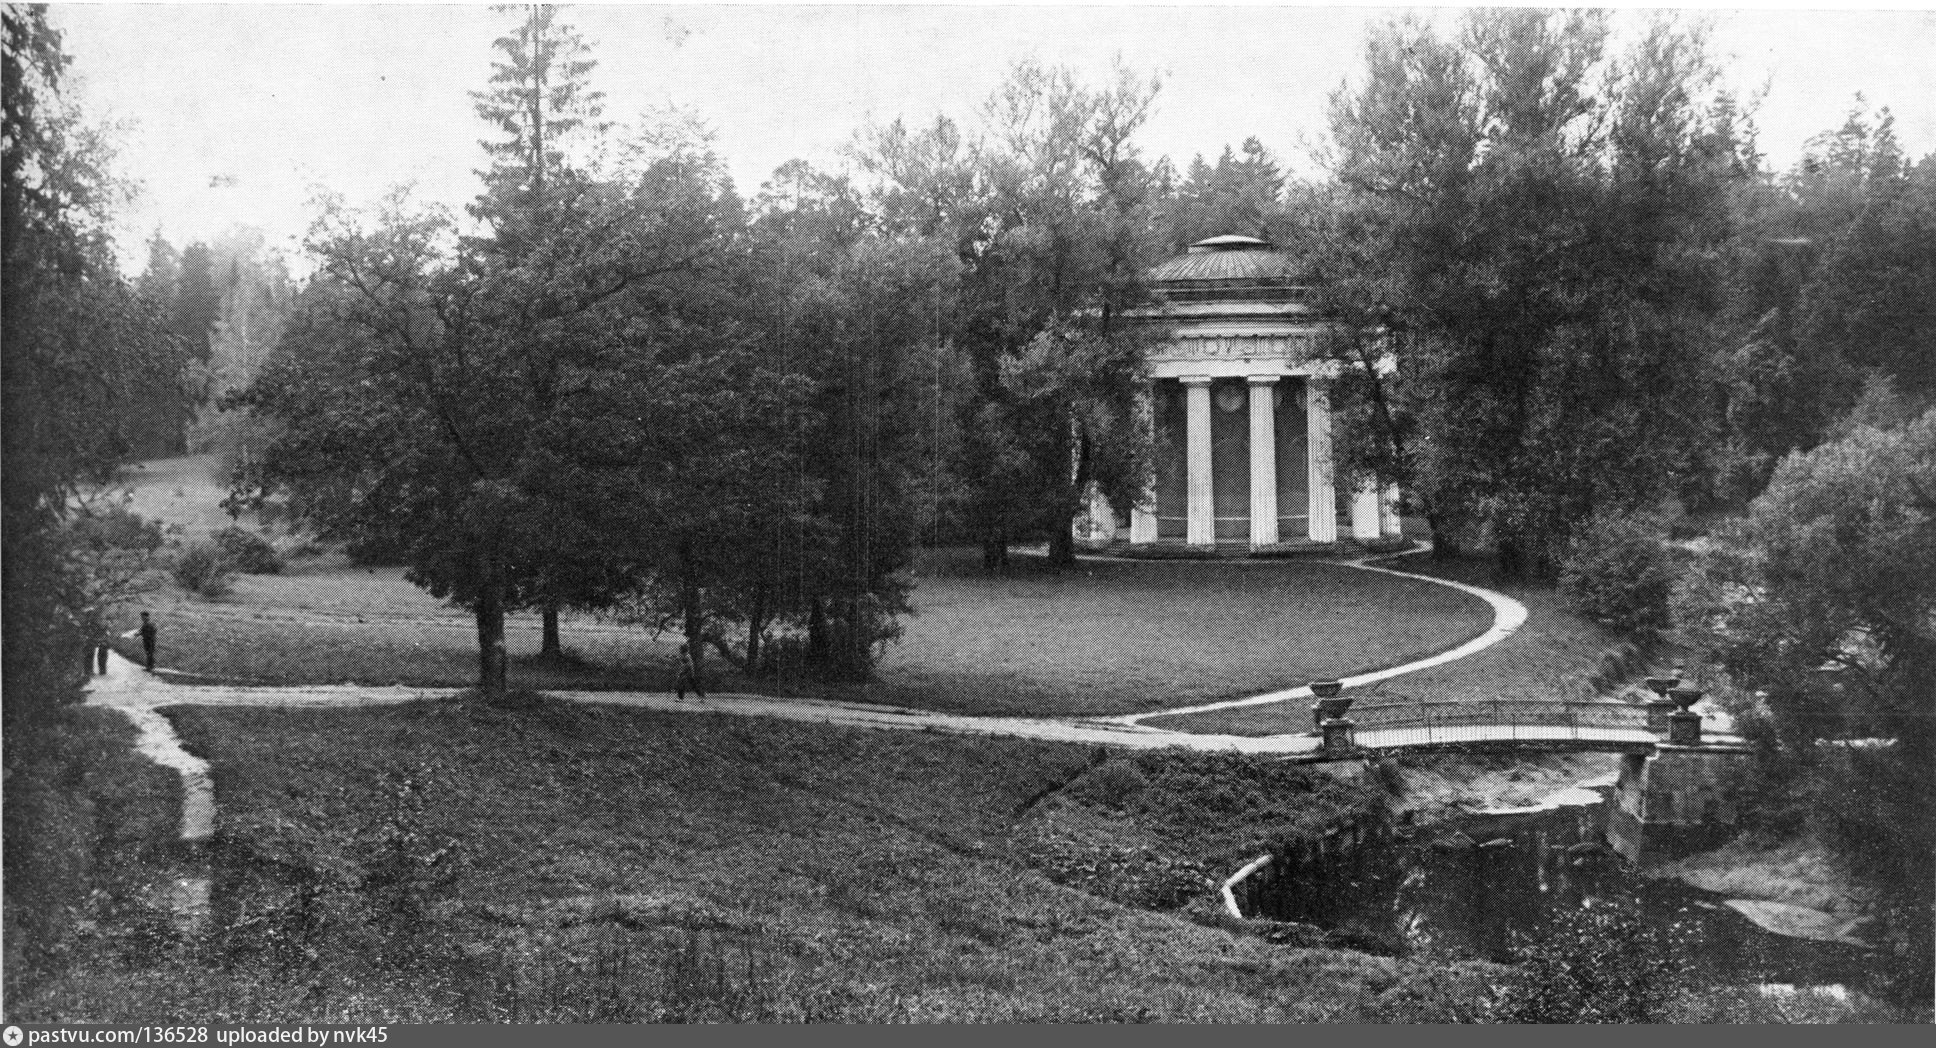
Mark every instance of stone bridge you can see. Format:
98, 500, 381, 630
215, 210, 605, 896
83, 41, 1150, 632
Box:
1321, 697, 1720, 756
1306, 693, 1752, 863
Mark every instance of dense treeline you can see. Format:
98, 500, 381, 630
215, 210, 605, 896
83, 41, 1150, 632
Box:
1, 5, 192, 728
122, 228, 292, 462
3, 2, 196, 991
1309, 12, 1935, 574
1292, 9, 1933, 999
224, 11, 1185, 687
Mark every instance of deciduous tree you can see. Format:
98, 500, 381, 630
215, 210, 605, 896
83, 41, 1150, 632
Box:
744, 172, 966, 677
1706, 103, 1936, 503
860, 59, 1165, 569
1318, 10, 1743, 575
232, 7, 774, 691
1680, 408, 1935, 996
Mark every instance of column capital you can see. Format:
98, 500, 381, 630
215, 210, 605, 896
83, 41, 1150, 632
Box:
1245, 374, 1281, 386
1179, 374, 1214, 387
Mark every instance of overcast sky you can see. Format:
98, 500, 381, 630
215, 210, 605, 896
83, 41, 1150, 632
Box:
46, 2, 1936, 276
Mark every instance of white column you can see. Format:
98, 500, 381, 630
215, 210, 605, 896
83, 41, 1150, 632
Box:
1381, 483, 1403, 538
1247, 376, 1279, 548
1306, 378, 1337, 543
1351, 481, 1382, 540
1183, 376, 1214, 546
1130, 383, 1158, 544
1079, 482, 1113, 543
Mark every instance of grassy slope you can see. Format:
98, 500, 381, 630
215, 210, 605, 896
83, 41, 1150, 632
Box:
4, 707, 188, 1008
7, 697, 1500, 1022
1144, 553, 1637, 735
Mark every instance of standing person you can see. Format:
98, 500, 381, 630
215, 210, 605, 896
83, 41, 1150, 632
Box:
675, 641, 705, 701
95, 629, 110, 674
138, 611, 157, 672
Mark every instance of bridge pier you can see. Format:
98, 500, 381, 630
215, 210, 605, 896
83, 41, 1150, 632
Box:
1608, 745, 1745, 865
1319, 717, 1356, 756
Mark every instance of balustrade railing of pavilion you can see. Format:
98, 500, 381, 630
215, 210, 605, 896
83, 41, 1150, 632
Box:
1341, 699, 1653, 749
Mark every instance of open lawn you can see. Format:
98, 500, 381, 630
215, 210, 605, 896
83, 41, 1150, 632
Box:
869, 550, 1488, 715
109, 454, 1497, 716
5, 696, 1502, 1022
1143, 553, 1644, 736
121, 548, 1493, 719
121, 551, 1489, 716
109, 454, 255, 539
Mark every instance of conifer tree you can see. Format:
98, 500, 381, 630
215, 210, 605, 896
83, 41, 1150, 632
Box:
3, 5, 187, 725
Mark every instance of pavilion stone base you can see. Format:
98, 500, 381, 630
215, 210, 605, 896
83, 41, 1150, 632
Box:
1082, 535, 1413, 560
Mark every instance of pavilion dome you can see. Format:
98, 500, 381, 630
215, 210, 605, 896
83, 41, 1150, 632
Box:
1147, 235, 1311, 303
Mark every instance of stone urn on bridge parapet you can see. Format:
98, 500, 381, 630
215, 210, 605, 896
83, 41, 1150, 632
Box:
1643, 674, 1681, 731
1309, 680, 1356, 755
1666, 686, 1705, 746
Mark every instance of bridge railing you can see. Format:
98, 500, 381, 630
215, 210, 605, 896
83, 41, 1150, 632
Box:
1341, 699, 1651, 749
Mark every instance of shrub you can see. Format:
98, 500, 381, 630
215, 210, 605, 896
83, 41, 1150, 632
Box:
62, 505, 171, 620
481, 923, 911, 1022
345, 529, 412, 567
212, 526, 282, 575
1486, 896, 1694, 1023
1558, 512, 1677, 636
1364, 756, 1406, 795
1066, 759, 1148, 808
357, 765, 464, 943
1024, 837, 1217, 911
171, 541, 234, 597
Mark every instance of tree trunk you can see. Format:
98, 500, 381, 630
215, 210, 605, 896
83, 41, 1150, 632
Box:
1048, 429, 1092, 570
745, 582, 768, 675
540, 604, 562, 658
679, 539, 705, 685
807, 598, 830, 662
832, 597, 866, 682
1047, 519, 1076, 568
475, 586, 508, 693
1496, 534, 1527, 581
1427, 510, 1459, 561
981, 538, 1008, 572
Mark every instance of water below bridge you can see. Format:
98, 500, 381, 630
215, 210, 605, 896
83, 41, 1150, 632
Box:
1237, 783, 1890, 1001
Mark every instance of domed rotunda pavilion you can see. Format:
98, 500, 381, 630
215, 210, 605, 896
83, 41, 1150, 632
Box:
1079, 234, 1400, 552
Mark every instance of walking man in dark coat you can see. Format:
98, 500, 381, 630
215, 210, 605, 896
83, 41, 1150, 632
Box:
138, 611, 158, 671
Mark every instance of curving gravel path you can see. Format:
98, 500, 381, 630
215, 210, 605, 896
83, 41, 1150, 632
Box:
77, 551, 1556, 943
1104, 555, 1528, 727
85, 551, 1531, 862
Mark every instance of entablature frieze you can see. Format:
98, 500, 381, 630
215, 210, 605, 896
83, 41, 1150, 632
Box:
1147, 358, 1339, 381
1148, 331, 1319, 364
